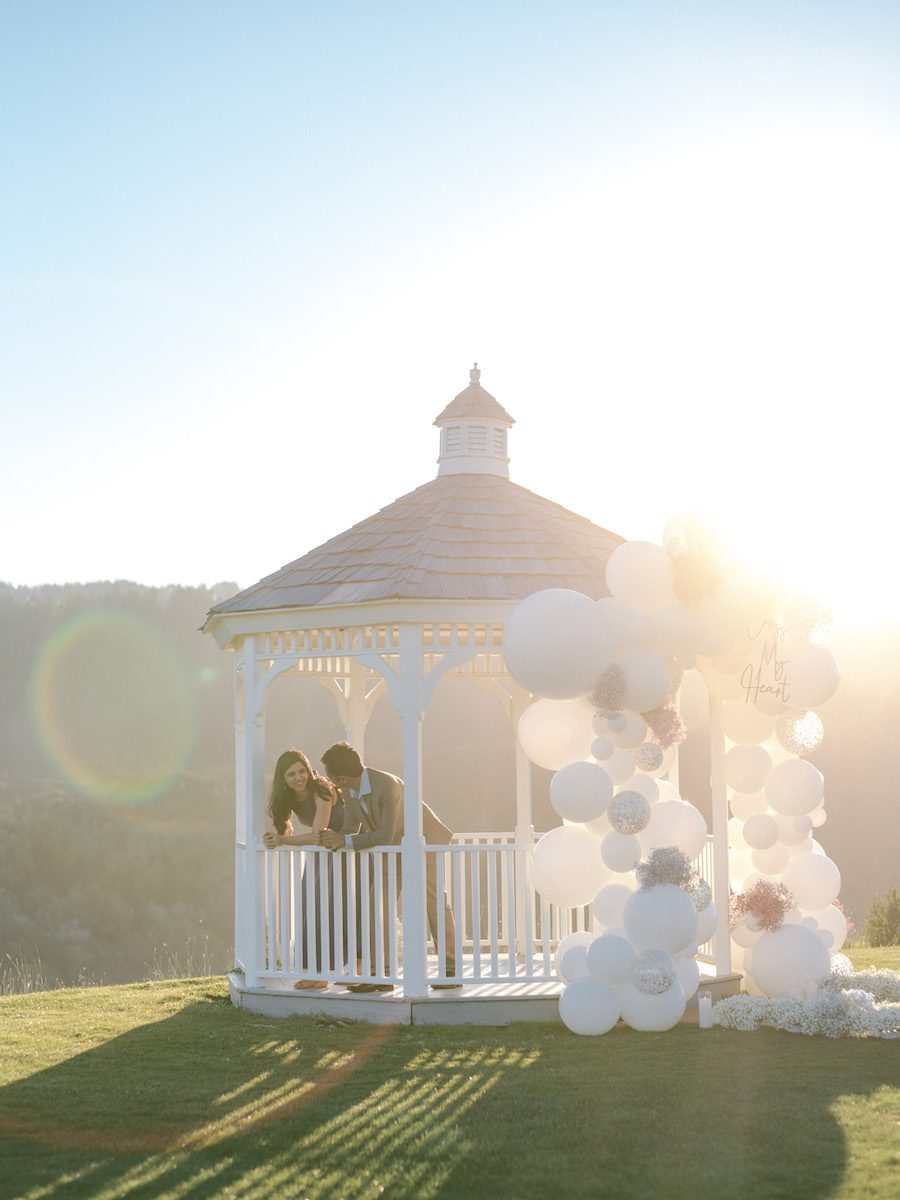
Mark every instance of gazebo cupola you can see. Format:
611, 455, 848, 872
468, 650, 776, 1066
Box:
434, 363, 515, 478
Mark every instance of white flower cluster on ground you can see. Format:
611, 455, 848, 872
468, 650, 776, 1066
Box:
711, 962, 900, 1038
503, 512, 844, 1036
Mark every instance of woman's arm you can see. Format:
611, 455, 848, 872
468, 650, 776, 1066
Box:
263, 828, 320, 848
311, 793, 333, 834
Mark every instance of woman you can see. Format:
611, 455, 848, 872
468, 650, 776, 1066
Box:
263, 749, 346, 990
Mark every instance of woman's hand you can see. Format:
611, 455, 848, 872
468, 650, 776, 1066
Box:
262, 831, 281, 849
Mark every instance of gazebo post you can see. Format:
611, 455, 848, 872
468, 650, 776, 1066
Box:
234, 635, 265, 987
708, 692, 732, 975
398, 624, 428, 998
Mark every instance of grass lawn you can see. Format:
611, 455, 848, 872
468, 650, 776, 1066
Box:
1, 972, 899, 1200
845, 944, 900, 973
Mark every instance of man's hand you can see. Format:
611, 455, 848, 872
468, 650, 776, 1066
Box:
319, 830, 344, 850
262, 831, 281, 849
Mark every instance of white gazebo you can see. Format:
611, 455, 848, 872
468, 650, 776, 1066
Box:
204, 366, 737, 1024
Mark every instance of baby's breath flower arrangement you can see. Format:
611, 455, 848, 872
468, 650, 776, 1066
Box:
641, 702, 686, 750
590, 664, 627, 714
729, 879, 794, 933
686, 876, 713, 912
630, 949, 677, 995
711, 976, 900, 1039
636, 846, 694, 891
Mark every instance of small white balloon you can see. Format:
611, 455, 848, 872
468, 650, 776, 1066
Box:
729, 790, 768, 820
724, 744, 773, 793
553, 931, 595, 979
780, 640, 841, 709
605, 746, 638, 785
781, 853, 841, 910
722, 700, 776, 745
751, 843, 791, 876
641, 799, 708, 858
676, 956, 701, 1000
591, 735, 615, 761
695, 901, 718, 945
742, 812, 779, 850
605, 540, 677, 613
559, 943, 590, 982
610, 713, 648, 749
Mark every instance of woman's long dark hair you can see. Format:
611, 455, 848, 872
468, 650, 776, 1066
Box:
268, 748, 336, 834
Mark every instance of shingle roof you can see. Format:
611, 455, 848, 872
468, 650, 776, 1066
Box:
209, 473, 624, 615
432, 376, 515, 426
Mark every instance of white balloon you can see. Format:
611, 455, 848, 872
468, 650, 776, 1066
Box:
781, 853, 841, 910
592, 883, 634, 928
553, 931, 595, 979
731, 916, 762, 949
628, 773, 660, 803
781, 641, 841, 709
766, 758, 825, 816
590, 735, 615, 761
518, 697, 595, 771
810, 805, 827, 828
724, 744, 773, 793
676, 956, 701, 1000
742, 812, 779, 850
641, 799, 708, 858
806, 904, 848, 953
586, 933, 635, 984
777, 812, 813, 845
503, 589, 612, 699
695, 902, 718, 945
532, 827, 606, 908
605, 540, 677, 613
619, 980, 686, 1031
751, 843, 791, 876
550, 761, 614, 823
728, 816, 748, 850
601, 831, 642, 873
749, 924, 831, 996
722, 701, 776, 745
559, 943, 590, 982
559, 976, 622, 1036
610, 713, 648, 749
619, 650, 671, 712
729, 790, 768, 820
623, 884, 699, 954
604, 746, 638, 785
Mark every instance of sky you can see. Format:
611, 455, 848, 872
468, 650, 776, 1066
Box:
3, 1, 900, 622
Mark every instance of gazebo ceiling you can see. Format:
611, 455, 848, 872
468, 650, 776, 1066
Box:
205, 367, 624, 627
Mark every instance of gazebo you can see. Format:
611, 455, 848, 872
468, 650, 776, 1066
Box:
203, 367, 735, 1023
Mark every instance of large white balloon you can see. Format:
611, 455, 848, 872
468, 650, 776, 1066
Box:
749, 924, 831, 996
766, 758, 824, 816
605, 540, 677, 613
781, 641, 841, 709
640, 799, 708, 858
729, 790, 768, 820
723, 744, 773, 793
619, 980, 686, 1031
532, 827, 606, 908
550, 761, 614, 823
781, 852, 841, 910
751, 843, 791, 876
623, 884, 699, 954
805, 904, 848, 952
586, 933, 635, 984
518, 697, 595, 771
559, 976, 622, 1036
503, 589, 611, 699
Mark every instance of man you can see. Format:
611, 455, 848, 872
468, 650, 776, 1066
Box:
319, 742, 460, 994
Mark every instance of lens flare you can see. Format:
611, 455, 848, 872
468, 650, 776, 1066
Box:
28, 609, 195, 802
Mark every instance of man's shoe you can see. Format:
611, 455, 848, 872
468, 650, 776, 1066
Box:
347, 982, 395, 994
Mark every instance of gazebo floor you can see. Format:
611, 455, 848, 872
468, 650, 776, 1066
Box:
228, 960, 742, 1027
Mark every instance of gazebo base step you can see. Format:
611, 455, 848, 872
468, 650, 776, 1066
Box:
228, 966, 743, 1026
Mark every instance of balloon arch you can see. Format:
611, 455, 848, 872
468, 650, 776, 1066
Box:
502, 512, 843, 1036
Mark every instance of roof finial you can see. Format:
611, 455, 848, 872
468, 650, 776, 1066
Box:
470, 362, 480, 384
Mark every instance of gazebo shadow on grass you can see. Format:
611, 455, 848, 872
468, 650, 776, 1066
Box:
1, 993, 897, 1200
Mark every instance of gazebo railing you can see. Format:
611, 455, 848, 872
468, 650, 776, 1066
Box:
257, 834, 717, 988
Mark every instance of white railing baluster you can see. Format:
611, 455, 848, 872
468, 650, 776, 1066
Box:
279, 851, 291, 973
470, 847, 482, 979
333, 851, 346, 977
487, 850, 499, 975
359, 852, 371, 978
388, 850, 399, 978
435, 848, 447, 981
373, 850, 385, 982
505, 847, 517, 977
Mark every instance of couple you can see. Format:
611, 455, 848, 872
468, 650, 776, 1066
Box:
264, 742, 459, 994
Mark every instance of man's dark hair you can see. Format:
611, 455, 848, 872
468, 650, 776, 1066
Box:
321, 741, 363, 778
